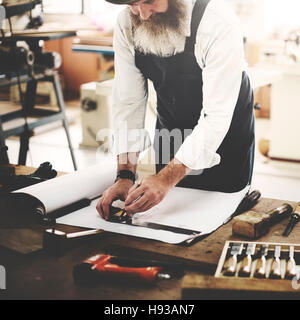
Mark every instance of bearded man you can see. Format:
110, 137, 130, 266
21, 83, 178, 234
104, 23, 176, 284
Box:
97, 0, 255, 220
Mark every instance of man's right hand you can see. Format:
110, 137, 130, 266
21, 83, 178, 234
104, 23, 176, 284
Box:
96, 179, 134, 220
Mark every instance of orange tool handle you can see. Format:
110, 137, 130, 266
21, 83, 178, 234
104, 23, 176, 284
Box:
83, 254, 162, 282
95, 263, 162, 282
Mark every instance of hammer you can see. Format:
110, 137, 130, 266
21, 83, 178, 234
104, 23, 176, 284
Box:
232, 203, 293, 239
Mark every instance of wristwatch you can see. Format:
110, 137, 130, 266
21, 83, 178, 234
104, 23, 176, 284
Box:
115, 170, 136, 183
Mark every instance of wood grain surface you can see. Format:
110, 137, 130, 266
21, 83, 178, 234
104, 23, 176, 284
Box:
1, 166, 299, 299
104, 198, 298, 273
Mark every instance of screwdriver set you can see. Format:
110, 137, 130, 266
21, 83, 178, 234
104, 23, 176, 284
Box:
215, 241, 300, 281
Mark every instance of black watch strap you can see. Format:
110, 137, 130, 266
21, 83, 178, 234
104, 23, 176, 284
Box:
115, 170, 136, 183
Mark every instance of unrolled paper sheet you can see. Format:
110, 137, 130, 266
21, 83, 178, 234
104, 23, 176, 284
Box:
16, 164, 248, 244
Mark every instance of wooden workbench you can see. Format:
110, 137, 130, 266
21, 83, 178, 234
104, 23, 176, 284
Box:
0, 166, 299, 300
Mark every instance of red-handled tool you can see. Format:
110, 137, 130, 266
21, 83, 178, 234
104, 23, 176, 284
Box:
73, 254, 173, 285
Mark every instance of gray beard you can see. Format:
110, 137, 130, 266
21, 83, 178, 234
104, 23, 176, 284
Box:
129, 1, 188, 57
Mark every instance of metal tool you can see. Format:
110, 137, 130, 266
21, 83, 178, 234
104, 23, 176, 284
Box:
283, 203, 300, 237
73, 254, 180, 285
270, 246, 282, 279
283, 214, 300, 237
223, 243, 243, 276
233, 203, 293, 240
0, 162, 57, 193
109, 207, 202, 237
239, 243, 256, 277
254, 244, 269, 278
285, 246, 298, 280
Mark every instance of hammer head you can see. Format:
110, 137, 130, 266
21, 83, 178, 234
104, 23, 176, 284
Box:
232, 211, 270, 239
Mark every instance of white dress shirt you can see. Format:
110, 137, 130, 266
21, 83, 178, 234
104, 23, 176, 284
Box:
112, 0, 248, 171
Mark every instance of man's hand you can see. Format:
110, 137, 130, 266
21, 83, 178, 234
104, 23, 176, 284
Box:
124, 175, 172, 216
125, 158, 190, 216
96, 179, 134, 220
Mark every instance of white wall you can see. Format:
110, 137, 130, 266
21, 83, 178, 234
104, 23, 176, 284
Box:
226, 0, 267, 42
38, 0, 300, 41
264, 0, 300, 39
43, 0, 83, 14
228, 0, 300, 41
84, 0, 123, 33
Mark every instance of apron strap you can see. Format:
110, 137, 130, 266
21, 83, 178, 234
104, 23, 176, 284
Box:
185, 0, 211, 52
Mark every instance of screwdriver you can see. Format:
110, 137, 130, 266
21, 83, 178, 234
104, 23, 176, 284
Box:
223, 243, 243, 276
285, 246, 297, 280
283, 203, 300, 237
239, 243, 256, 277
254, 244, 269, 279
269, 246, 282, 279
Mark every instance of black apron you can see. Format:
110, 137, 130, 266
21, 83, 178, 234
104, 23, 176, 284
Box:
134, 0, 255, 193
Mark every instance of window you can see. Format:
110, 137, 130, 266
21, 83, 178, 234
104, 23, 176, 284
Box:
43, 0, 84, 14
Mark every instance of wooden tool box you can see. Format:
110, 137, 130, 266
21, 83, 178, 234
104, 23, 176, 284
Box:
182, 241, 300, 299
215, 241, 300, 280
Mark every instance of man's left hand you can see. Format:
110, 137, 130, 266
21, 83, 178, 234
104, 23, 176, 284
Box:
124, 175, 172, 216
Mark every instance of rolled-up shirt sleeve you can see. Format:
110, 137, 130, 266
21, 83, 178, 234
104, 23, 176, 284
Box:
175, 22, 246, 170
112, 11, 151, 156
